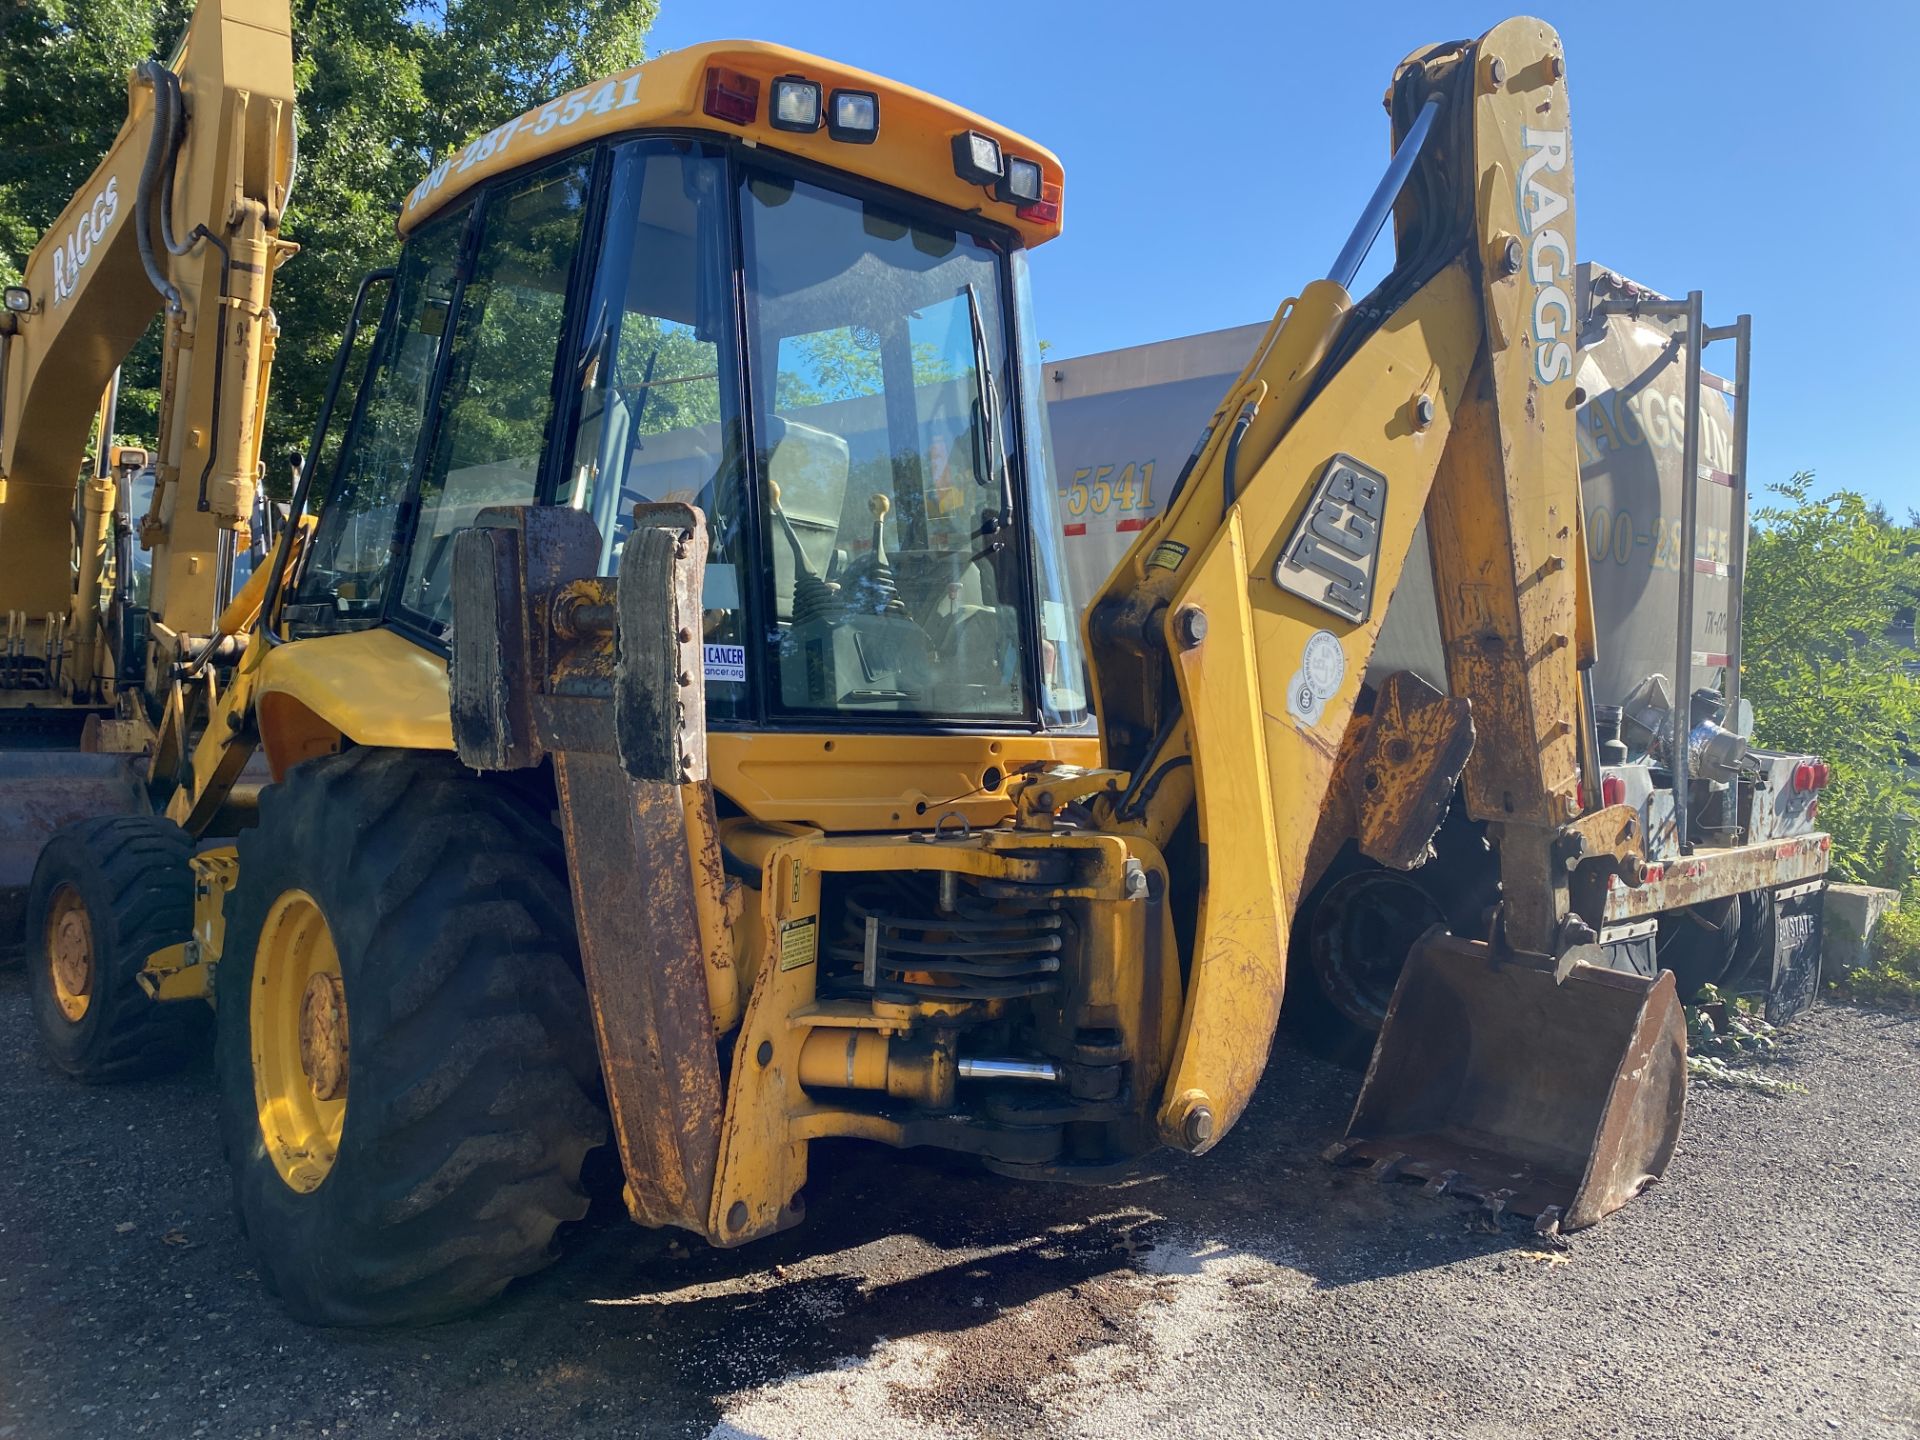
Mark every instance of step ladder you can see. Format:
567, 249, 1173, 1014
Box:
1589, 284, 1752, 854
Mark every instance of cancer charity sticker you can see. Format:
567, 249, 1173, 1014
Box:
1284, 630, 1345, 727
704, 643, 747, 684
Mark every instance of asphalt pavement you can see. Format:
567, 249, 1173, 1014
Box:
1, 963, 1914, 1440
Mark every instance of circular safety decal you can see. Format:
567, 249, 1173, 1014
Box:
1285, 630, 1347, 728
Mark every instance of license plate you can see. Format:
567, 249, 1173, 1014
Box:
1766, 881, 1825, 1023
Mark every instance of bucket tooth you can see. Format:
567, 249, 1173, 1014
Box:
1367, 1151, 1408, 1182
1332, 930, 1687, 1231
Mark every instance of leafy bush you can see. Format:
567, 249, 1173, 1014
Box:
1743, 473, 1920, 893
1743, 474, 1919, 1009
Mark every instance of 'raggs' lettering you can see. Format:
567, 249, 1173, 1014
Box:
50, 177, 119, 307
1518, 126, 1573, 384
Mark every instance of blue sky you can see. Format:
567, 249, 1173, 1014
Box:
651, 1, 1915, 514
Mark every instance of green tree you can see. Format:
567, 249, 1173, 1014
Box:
1742, 471, 1920, 892
0, 0, 655, 486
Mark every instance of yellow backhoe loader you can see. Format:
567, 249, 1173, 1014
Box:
0, 7, 1831, 1324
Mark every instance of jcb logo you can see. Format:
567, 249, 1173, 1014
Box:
50, 177, 119, 308
1273, 454, 1388, 625
1518, 127, 1573, 385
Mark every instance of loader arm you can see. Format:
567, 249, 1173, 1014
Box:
0, 0, 295, 699
1083, 19, 1638, 1158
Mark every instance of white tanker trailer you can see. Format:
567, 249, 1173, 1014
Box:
1045, 263, 1829, 1049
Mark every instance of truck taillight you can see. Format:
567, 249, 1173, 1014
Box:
1601, 775, 1627, 807
704, 66, 760, 125
1792, 760, 1830, 792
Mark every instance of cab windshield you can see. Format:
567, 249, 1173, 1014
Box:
739, 163, 1031, 721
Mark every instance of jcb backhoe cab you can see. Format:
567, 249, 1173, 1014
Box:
2, 16, 1750, 1327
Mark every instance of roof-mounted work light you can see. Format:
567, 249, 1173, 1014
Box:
951, 130, 1003, 186
770, 76, 822, 131
828, 89, 879, 143
998, 156, 1043, 205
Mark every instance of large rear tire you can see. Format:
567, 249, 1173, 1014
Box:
26, 815, 204, 1081
1284, 855, 1448, 1069
215, 749, 607, 1326
1657, 895, 1742, 1000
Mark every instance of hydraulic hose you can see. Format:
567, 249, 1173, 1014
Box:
1220, 402, 1256, 518
132, 60, 248, 524
150, 64, 199, 261
132, 60, 186, 313
189, 227, 232, 515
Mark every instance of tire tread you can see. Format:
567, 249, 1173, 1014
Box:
217, 750, 605, 1327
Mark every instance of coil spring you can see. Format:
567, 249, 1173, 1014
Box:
824, 879, 1065, 1003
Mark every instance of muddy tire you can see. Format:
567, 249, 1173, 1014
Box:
215, 749, 606, 1327
26, 815, 205, 1081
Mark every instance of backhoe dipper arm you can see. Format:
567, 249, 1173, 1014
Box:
1083, 19, 1595, 1154
0, 0, 294, 673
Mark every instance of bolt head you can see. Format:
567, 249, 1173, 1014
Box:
1488, 56, 1508, 88
1175, 606, 1208, 648
1498, 237, 1523, 277
1413, 394, 1435, 428
1183, 1104, 1216, 1149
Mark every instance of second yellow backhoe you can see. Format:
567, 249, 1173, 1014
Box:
0, 7, 1830, 1324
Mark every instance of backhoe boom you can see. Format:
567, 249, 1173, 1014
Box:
1082, 20, 1671, 1200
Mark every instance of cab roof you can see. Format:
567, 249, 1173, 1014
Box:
399, 40, 1065, 248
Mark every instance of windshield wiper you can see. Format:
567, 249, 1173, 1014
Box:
963, 282, 1014, 535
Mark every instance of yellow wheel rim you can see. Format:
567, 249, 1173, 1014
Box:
251, 890, 349, 1193
44, 883, 94, 1023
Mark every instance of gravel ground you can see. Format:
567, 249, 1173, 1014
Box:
1, 962, 1915, 1440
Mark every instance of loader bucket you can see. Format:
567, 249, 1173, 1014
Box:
1326, 930, 1686, 1232
0, 751, 145, 945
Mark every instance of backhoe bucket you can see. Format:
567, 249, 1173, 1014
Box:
0, 751, 145, 945
1327, 931, 1686, 1232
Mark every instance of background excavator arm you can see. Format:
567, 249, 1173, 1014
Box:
0, 0, 295, 700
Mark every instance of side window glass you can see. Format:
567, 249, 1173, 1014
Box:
567, 141, 746, 719
400, 157, 592, 630
291, 212, 462, 628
